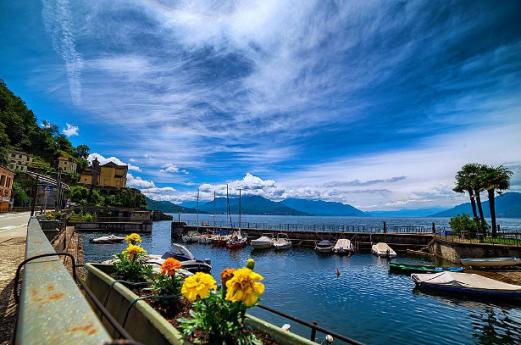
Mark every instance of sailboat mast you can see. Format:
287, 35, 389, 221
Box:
213, 190, 216, 226
238, 188, 242, 230
226, 184, 231, 226
196, 187, 199, 227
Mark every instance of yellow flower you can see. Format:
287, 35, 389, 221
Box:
225, 268, 265, 307
220, 268, 235, 287
161, 258, 182, 276
125, 233, 142, 244
124, 244, 145, 260
181, 272, 217, 302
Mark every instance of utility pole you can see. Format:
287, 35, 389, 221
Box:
30, 176, 39, 216
196, 187, 200, 226
56, 169, 62, 212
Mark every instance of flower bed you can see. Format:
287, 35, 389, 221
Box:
84, 234, 316, 345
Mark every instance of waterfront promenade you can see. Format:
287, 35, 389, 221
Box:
0, 212, 29, 345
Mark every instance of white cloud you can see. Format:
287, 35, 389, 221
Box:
160, 163, 179, 174
62, 123, 79, 137
127, 173, 155, 189
87, 153, 141, 172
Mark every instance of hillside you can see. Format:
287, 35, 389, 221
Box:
146, 197, 202, 214
367, 207, 446, 217
281, 198, 367, 217
431, 192, 521, 218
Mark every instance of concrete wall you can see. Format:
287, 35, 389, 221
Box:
75, 221, 152, 233
431, 238, 521, 263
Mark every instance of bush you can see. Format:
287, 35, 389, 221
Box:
449, 214, 478, 237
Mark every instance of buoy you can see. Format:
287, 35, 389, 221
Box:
325, 334, 334, 343
281, 324, 291, 332
336, 267, 341, 277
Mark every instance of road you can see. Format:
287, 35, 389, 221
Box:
0, 212, 29, 345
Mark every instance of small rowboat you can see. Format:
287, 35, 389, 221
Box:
460, 257, 521, 268
251, 234, 274, 249
412, 272, 521, 300
333, 239, 353, 255
89, 235, 125, 244
371, 242, 397, 258
273, 233, 292, 251
389, 262, 464, 275
315, 240, 334, 254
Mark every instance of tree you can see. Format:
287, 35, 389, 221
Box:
449, 214, 478, 238
480, 165, 513, 237
75, 144, 90, 159
453, 164, 481, 227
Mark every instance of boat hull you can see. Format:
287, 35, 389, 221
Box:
460, 257, 521, 267
389, 263, 464, 275
414, 281, 521, 300
251, 242, 273, 249
315, 246, 333, 254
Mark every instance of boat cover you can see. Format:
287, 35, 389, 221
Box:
334, 239, 352, 250
317, 240, 332, 246
373, 242, 395, 253
412, 272, 521, 291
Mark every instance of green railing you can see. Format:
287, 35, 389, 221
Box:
15, 217, 111, 345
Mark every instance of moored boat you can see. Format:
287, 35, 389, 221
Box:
226, 232, 247, 249
273, 233, 292, 250
251, 233, 274, 249
182, 231, 200, 244
315, 240, 334, 254
211, 234, 231, 246
89, 234, 125, 244
411, 271, 521, 300
371, 242, 397, 258
146, 244, 212, 273
460, 257, 521, 268
333, 239, 353, 255
389, 262, 464, 274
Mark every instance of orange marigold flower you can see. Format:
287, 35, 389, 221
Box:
161, 258, 182, 276
220, 268, 235, 287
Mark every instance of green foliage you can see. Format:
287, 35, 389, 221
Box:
178, 292, 260, 345
12, 181, 31, 207
449, 214, 478, 237
69, 185, 147, 208
113, 247, 151, 282
150, 271, 183, 312
69, 211, 95, 222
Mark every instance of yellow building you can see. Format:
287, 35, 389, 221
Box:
58, 155, 78, 174
79, 158, 127, 189
0, 165, 14, 212
8, 150, 33, 172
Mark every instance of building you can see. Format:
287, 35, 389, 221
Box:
79, 158, 128, 189
0, 165, 14, 212
8, 150, 33, 172
58, 155, 78, 174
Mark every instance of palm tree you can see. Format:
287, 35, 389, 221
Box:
471, 164, 488, 232
480, 165, 513, 237
453, 164, 480, 223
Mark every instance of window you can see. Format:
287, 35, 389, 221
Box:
6, 177, 11, 188
0, 175, 5, 187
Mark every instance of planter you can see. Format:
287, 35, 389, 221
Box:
84, 263, 316, 345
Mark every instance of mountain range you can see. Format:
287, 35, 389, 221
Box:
430, 192, 521, 218
147, 192, 521, 218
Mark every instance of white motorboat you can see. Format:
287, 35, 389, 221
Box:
273, 233, 292, 250
333, 239, 353, 255
371, 242, 397, 258
146, 244, 212, 274
315, 240, 334, 254
460, 257, 521, 268
182, 231, 200, 244
412, 272, 521, 300
89, 235, 125, 244
197, 233, 213, 244
251, 233, 274, 249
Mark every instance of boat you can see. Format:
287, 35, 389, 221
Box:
273, 233, 292, 251
460, 257, 521, 268
411, 271, 521, 300
182, 231, 200, 244
371, 242, 397, 258
197, 233, 213, 244
89, 235, 125, 244
226, 232, 247, 249
146, 244, 212, 273
333, 239, 353, 255
211, 234, 231, 246
315, 240, 334, 254
251, 233, 274, 249
389, 262, 464, 274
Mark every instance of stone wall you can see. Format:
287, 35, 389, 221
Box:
431, 238, 521, 263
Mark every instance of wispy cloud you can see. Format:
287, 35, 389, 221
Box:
87, 153, 141, 172
62, 123, 79, 137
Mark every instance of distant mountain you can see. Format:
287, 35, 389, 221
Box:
191, 195, 308, 216
146, 197, 202, 214
431, 192, 521, 218
368, 207, 446, 218
280, 198, 367, 217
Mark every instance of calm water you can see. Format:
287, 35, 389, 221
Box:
82, 218, 521, 345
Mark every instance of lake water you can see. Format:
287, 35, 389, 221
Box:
82, 217, 521, 345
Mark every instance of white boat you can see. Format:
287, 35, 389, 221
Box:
146, 244, 212, 274
182, 231, 200, 244
197, 233, 213, 244
89, 235, 125, 244
273, 233, 292, 250
251, 233, 274, 249
411, 272, 521, 300
333, 239, 353, 255
460, 257, 521, 268
315, 240, 334, 254
371, 242, 397, 258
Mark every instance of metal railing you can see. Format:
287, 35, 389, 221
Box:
257, 304, 365, 345
435, 231, 521, 246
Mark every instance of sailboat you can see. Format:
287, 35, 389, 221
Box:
226, 188, 247, 249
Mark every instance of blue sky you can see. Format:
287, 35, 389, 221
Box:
1, 0, 521, 210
